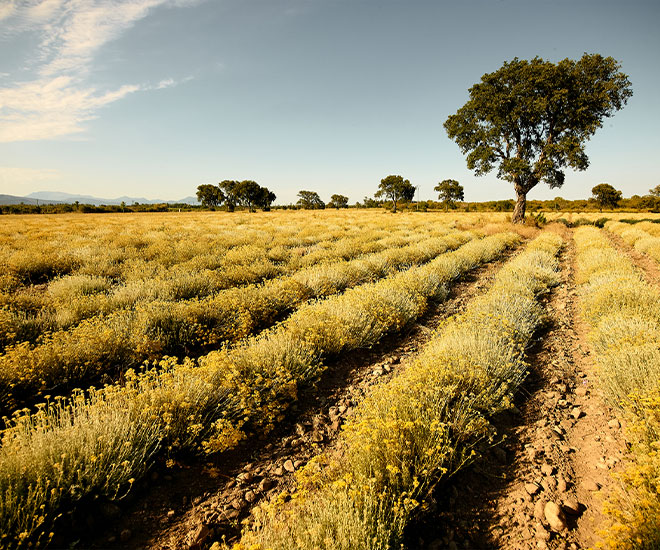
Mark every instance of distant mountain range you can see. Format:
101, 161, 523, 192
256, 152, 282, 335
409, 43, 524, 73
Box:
0, 191, 199, 206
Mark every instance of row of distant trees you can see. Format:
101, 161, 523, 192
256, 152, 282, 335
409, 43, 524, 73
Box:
195, 177, 651, 214
196, 180, 277, 212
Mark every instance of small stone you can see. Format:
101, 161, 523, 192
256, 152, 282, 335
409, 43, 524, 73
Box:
575, 386, 588, 397
571, 407, 583, 419
167, 509, 175, 518
244, 490, 256, 503
541, 477, 557, 492
231, 498, 246, 510
584, 479, 601, 492
535, 522, 551, 541
295, 423, 306, 436
563, 497, 581, 515
608, 418, 621, 429
273, 466, 284, 476
544, 501, 567, 532
259, 478, 275, 492
186, 524, 211, 548
120, 529, 132, 543
293, 459, 304, 469
534, 499, 547, 521
237, 472, 253, 484
338, 405, 347, 414
541, 464, 554, 476
372, 368, 383, 376
283, 459, 295, 473
107, 536, 117, 544
557, 476, 568, 492
525, 482, 541, 496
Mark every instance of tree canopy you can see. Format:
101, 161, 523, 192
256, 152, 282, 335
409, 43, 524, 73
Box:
434, 179, 464, 212
297, 190, 325, 209
197, 180, 275, 212
375, 175, 415, 213
196, 184, 225, 208
591, 183, 622, 212
328, 194, 349, 209
444, 53, 632, 223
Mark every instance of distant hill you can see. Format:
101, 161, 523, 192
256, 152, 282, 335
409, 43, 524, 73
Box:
0, 194, 65, 205
16, 191, 199, 206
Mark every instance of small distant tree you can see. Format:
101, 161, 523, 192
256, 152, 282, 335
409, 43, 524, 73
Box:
649, 185, 660, 197
591, 183, 622, 212
297, 190, 325, 209
375, 175, 415, 213
434, 179, 464, 212
328, 194, 349, 209
196, 184, 225, 208
219, 180, 240, 211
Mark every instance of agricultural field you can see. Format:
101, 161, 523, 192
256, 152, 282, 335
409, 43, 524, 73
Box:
1, 210, 660, 549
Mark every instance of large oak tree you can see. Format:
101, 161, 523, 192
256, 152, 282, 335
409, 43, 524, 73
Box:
444, 54, 632, 223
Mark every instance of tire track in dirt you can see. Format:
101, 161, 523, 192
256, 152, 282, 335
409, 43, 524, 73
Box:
74, 243, 525, 550
409, 226, 629, 550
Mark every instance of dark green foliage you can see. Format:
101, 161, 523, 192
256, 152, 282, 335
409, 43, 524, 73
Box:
375, 175, 415, 213
444, 53, 632, 223
591, 183, 622, 212
434, 179, 464, 212
328, 194, 349, 209
297, 190, 325, 209
196, 184, 225, 208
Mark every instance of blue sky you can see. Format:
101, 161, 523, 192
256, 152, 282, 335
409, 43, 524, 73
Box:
0, 0, 658, 204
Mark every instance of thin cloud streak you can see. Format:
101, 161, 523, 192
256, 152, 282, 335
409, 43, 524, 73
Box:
0, 0, 198, 142
0, 165, 62, 190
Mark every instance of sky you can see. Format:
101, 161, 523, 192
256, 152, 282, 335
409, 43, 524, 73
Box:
0, 0, 659, 205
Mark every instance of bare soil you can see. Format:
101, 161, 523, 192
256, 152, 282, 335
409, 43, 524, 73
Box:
407, 227, 631, 550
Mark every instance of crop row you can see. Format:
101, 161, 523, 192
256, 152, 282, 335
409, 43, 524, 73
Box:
574, 227, 660, 547
1, 212, 461, 290
0, 229, 474, 414
233, 231, 563, 550
0, 232, 520, 547
0, 224, 453, 349
605, 220, 660, 265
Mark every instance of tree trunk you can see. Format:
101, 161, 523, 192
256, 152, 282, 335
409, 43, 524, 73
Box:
512, 188, 527, 224
392, 199, 397, 213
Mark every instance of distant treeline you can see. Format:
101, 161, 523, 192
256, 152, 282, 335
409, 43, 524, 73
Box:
3, 194, 660, 215
0, 202, 197, 215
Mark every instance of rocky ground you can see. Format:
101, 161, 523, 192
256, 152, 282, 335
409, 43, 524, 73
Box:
71, 227, 657, 550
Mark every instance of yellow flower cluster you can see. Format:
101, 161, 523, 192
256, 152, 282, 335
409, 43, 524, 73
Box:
575, 227, 660, 547
0, 221, 468, 414
234, 232, 563, 549
605, 220, 660, 266
0, 220, 516, 546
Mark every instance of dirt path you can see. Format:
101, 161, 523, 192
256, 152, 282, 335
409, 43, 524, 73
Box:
73, 245, 523, 550
409, 227, 630, 550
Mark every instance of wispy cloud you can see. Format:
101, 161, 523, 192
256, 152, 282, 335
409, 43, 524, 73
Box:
0, 165, 62, 191
0, 0, 198, 142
